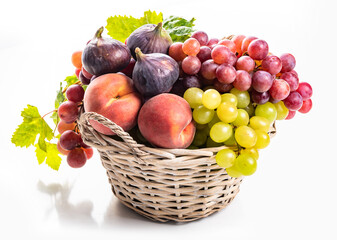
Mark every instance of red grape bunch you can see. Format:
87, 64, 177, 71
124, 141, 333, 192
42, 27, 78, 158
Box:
57, 52, 95, 168
170, 31, 313, 177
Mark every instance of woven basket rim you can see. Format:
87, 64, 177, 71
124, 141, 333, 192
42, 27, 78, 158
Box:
77, 111, 276, 164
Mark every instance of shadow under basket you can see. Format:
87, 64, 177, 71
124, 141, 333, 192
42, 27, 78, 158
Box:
77, 112, 276, 223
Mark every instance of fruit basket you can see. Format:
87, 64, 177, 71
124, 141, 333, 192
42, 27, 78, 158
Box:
12, 10, 312, 223
77, 111, 276, 222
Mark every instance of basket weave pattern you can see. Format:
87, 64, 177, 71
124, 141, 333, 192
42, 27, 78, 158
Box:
78, 112, 275, 222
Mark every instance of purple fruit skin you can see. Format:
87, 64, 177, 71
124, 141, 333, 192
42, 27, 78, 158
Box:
82, 27, 131, 76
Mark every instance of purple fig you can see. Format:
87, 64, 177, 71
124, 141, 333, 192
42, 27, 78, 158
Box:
82, 27, 131, 76
132, 48, 179, 98
127, 23, 172, 59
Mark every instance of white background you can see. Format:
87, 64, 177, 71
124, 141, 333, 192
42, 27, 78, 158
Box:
1, 0, 336, 239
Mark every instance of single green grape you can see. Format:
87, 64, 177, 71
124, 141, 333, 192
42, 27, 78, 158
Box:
183, 87, 204, 108
192, 130, 208, 146
249, 116, 270, 133
193, 106, 215, 124
254, 130, 270, 149
230, 88, 250, 108
202, 89, 221, 109
221, 93, 237, 106
243, 103, 255, 117
217, 102, 238, 123
216, 149, 236, 168
224, 133, 237, 146
235, 126, 257, 148
241, 148, 259, 161
206, 137, 223, 147
208, 113, 221, 128
235, 153, 257, 176
274, 101, 289, 120
226, 165, 243, 178
255, 102, 277, 123
232, 109, 249, 127
210, 122, 233, 143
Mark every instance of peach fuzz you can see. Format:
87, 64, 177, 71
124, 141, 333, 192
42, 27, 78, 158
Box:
83, 73, 142, 135
138, 93, 196, 149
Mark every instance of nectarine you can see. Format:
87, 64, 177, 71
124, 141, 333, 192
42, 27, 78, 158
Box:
83, 73, 142, 135
138, 93, 196, 148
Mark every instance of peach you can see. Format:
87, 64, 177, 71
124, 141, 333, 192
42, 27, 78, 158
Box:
138, 93, 196, 149
83, 73, 142, 135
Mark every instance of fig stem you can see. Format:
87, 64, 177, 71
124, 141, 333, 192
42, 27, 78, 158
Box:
94, 26, 104, 39
154, 22, 163, 33
135, 47, 143, 60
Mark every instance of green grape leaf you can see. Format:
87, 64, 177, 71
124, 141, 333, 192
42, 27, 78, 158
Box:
35, 143, 47, 164
106, 10, 163, 43
12, 105, 44, 148
55, 82, 65, 109
64, 75, 78, 87
163, 16, 196, 42
12, 105, 62, 171
35, 142, 62, 170
45, 143, 62, 171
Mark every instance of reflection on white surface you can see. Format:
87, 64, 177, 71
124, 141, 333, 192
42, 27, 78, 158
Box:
37, 181, 96, 226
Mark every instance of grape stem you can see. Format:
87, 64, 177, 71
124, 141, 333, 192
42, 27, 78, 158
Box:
42, 109, 57, 119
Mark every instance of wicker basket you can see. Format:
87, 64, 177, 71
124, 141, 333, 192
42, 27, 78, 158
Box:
77, 111, 276, 222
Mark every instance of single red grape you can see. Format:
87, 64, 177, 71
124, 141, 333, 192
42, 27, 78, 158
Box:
236, 56, 255, 72
191, 31, 209, 46
67, 148, 87, 168
248, 39, 269, 60
280, 53, 296, 73
298, 99, 312, 113
182, 38, 200, 56
200, 59, 219, 80
169, 42, 187, 62
182, 56, 201, 75
296, 82, 313, 100
197, 46, 212, 63
252, 71, 274, 92
261, 55, 282, 75
58, 101, 79, 123
269, 79, 290, 100
59, 130, 82, 150
57, 120, 76, 135
66, 84, 84, 103
211, 45, 232, 65
233, 70, 252, 91
283, 91, 303, 111
232, 35, 246, 57
216, 64, 237, 84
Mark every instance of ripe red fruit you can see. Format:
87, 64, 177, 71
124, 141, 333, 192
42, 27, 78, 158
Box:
59, 130, 82, 150
67, 148, 87, 168
247, 39, 269, 60
66, 84, 85, 103
298, 99, 312, 113
58, 101, 79, 123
